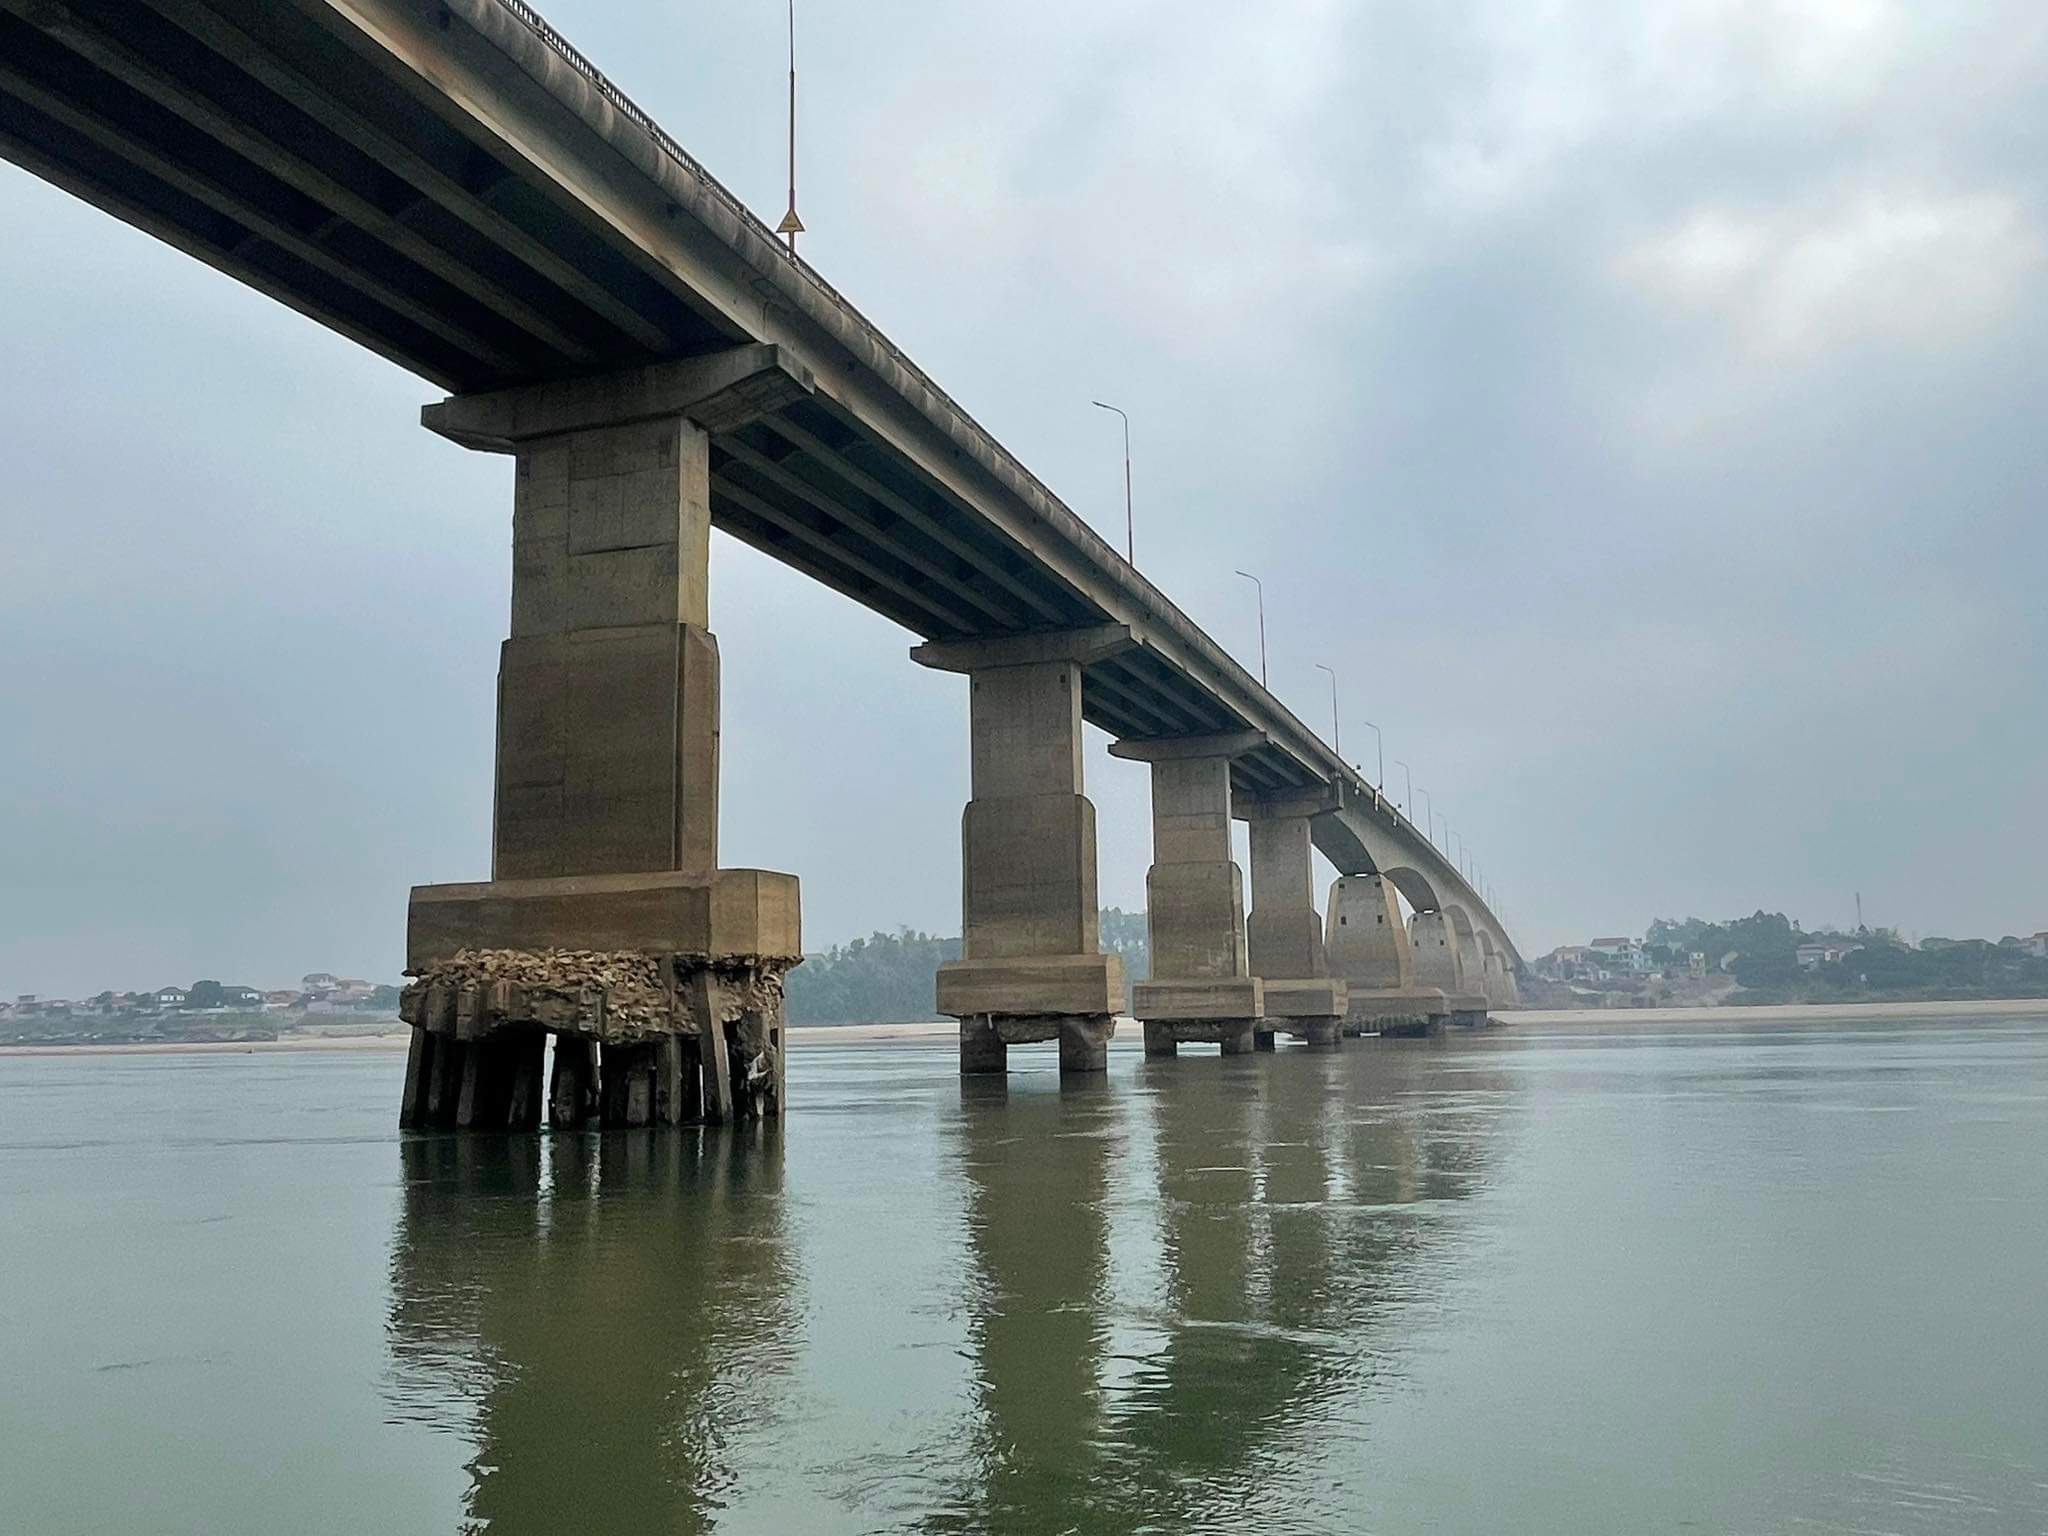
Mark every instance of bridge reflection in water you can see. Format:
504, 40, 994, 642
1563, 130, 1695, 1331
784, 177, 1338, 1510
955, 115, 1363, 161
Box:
387, 1128, 798, 1534
385, 1042, 1512, 1533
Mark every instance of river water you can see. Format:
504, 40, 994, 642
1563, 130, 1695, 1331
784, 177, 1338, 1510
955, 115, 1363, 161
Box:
4, 1012, 2046, 1534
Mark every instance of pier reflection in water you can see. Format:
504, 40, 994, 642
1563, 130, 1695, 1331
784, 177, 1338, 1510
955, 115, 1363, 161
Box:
387, 1126, 797, 1534
929, 1043, 1510, 1534
384, 1033, 1512, 1535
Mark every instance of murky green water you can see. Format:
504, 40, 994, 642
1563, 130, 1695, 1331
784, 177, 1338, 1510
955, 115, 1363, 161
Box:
4, 1014, 2046, 1534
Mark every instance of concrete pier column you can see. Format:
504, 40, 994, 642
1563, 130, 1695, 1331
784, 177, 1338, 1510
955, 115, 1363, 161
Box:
1112, 732, 1265, 1057
1486, 950, 1520, 1010
1326, 875, 1448, 1036
1476, 940, 1508, 1011
489, 413, 720, 883
1408, 910, 1485, 1028
400, 351, 808, 1130
1243, 794, 1348, 1048
1451, 918, 1492, 1025
912, 627, 1131, 1076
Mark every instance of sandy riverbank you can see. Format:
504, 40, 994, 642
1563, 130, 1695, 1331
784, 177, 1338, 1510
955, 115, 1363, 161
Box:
0, 1022, 967, 1057
0, 1032, 416, 1058
9, 998, 2046, 1059
1512, 996, 2048, 1026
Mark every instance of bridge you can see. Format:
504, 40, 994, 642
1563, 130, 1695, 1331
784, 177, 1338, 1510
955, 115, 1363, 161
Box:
1, 0, 1524, 1129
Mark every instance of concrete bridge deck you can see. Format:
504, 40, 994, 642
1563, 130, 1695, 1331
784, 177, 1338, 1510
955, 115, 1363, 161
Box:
2, 0, 1524, 1110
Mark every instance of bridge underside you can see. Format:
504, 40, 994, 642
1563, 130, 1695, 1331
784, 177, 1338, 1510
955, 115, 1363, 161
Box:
0, 0, 1343, 805
0, 0, 1525, 985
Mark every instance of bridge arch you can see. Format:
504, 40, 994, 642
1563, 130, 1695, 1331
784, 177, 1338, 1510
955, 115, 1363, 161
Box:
1375, 865, 1442, 919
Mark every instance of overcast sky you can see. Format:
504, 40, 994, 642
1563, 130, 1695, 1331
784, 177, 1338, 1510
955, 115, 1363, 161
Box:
4, 0, 2045, 995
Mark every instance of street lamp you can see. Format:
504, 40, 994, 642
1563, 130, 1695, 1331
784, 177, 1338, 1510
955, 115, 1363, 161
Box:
1090, 400, 1133, 565
1314, 663, 1340, 756
1417, 788, 1434, 846
1233, 570, 1267, 687
1395, 760, 1413, 822
1360, 718, 1383, 789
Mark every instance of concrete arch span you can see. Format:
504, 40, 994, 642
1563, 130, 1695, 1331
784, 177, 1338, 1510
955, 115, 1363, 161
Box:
1376, 865, 1443, 922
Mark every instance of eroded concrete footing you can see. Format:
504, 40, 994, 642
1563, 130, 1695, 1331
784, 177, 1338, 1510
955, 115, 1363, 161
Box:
397, 870, 800, 1130
1260, 979, 1348, 1049
1342, 987, 1452, 1038
1140, 1016, 1263, 1057
397, 951, 789, 1129
959, 1012, 1115, 1074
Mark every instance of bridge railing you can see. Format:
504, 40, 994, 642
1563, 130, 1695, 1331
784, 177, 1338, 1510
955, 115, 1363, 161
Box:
488, 0, 1024, 543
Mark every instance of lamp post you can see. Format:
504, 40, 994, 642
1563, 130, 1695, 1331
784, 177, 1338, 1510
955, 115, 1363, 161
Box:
1233, 570, 1267, 687
1396, 760, 1413, 823
1360, 718, 1383, 789
1417, 788, 1434, 847
1314, 663, 1340, 756
1090, 401, 1133, 565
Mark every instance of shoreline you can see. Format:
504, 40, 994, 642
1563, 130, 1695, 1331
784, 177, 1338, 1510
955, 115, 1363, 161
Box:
7, 997, 2047, 1058
1513, 996, 2048, 1026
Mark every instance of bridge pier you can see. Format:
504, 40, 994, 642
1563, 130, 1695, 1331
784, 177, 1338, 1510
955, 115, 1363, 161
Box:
397, 356, 807, 1130
1326, 875, 1448, 1035
913, 629, 1128, 1076
1243, 796, 1347, 1048
1113, 733, 1266, 1057
1408, 909, 1485, 1028
1482, 949, 1519, 1010
1449, 914, 1493, 1025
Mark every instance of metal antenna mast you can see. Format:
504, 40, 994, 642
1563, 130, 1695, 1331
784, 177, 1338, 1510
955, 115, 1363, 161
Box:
775, 0, 804, 253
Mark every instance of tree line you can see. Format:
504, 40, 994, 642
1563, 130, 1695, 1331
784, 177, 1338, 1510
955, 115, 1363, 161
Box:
785, 908, 1150, 1025
1646, 911, 2048, 1003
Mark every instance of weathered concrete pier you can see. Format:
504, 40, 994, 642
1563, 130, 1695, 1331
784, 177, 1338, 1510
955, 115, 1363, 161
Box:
1327, 875, 1449, 1036
396, 358, 804, 1128
0, 0, 1529, 1117
912, 630, 1127, 1076
1244, 793, 1348, 1047
1115, 731, 1266, 1058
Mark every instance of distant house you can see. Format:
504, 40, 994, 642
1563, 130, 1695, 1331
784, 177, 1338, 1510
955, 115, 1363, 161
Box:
1541, 945, 1595, 981
223, 986, 262, 1007
2028, 933, 2048, 959
262, 989, 302, 1011
1796, 942, 1863, 970
155, 986, 189, 1008
1588, 937, 1654, 975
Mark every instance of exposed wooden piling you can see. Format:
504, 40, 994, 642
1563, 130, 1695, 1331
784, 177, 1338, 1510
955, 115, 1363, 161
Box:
399, 945, 793, 1131
425, 1036, 466, 1127
399, 1028, 433, 1128
687, 971, 735, 1124
505, 1032, 546, 1130
548, 1035, 600, 1129
602, 1042, 658, 1128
